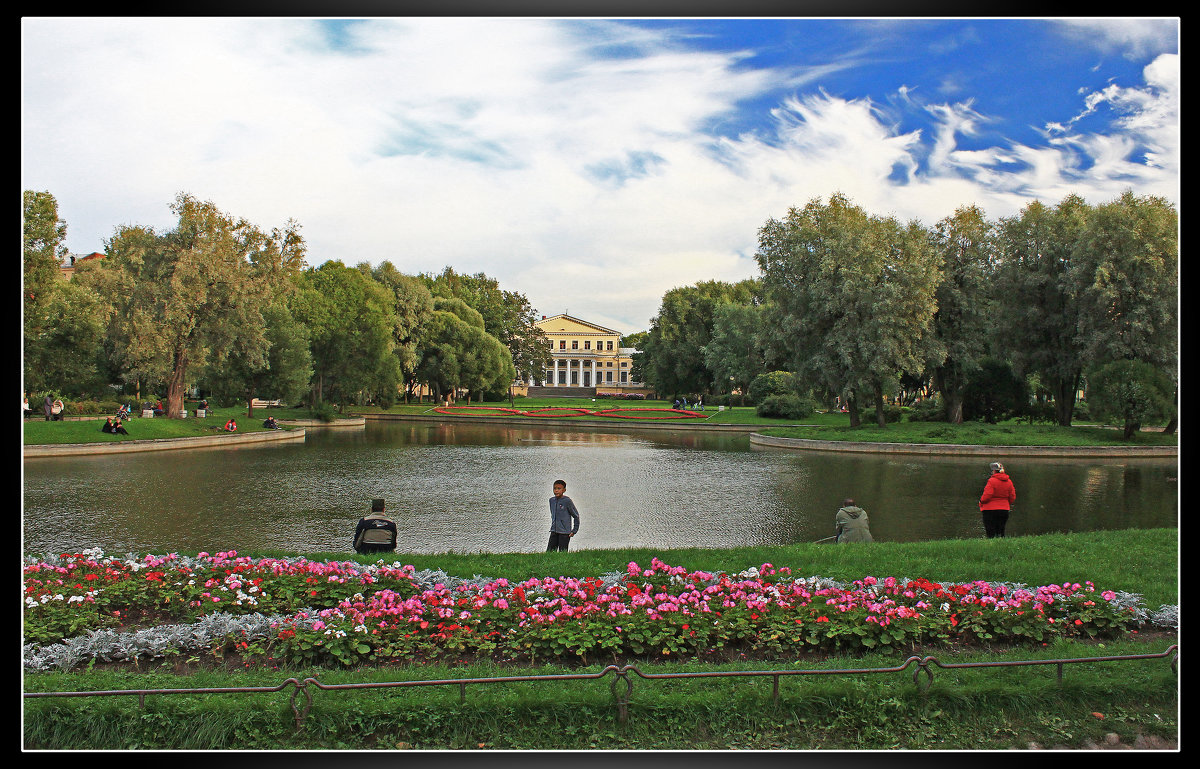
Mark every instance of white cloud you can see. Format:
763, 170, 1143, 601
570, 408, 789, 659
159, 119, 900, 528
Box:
22, 19, 1180, 334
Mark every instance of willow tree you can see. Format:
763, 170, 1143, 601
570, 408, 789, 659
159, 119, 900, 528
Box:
755, 193, 942, 427
927, 205, 994, 423
87, 193, 305, 418
991, 195, 1091, 426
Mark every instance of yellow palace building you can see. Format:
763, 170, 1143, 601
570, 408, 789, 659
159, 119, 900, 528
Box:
525, 313, 649, 395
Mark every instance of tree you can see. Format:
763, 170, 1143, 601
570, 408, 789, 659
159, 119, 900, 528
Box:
291, 260, 397, 409
359, 262, 436, 402
756, 193, 942, 427
23, 190, 70, 388
927, 205, 993, 423
200, 300, 313, 413
1086, 360, 1174, 440
704, 302, 768, 405
961, 357, 1029, 424
642, 279, 759, 398
85, 193, 305, 418
991, 195, 1091, 426
1073, 191, 1178, 371
422, 267, 549, 391
413, 297, 514, 402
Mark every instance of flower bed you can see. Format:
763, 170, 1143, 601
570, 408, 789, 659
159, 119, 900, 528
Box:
432, 406, 706, 420
23, 550, 1174, 672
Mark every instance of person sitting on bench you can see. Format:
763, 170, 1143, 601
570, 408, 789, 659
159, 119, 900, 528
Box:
353, 498, 398, 554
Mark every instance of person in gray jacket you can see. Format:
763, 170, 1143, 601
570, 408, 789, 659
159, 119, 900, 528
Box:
835, 498, 874, 543
547, 479, 581, 552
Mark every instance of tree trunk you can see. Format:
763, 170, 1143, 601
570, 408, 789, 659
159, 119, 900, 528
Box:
846, 394, 861, 427
945, 393, 964, 424
165, 346, 189, 419
1054, 373, 1079, 427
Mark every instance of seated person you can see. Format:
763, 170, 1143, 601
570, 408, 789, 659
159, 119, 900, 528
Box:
101, 417, 115, 433
353, 499, 398, 554
115, 404, 130, 420
223, 418, 237, 432
263, 416, 280, 429
113, 419, 129, 436
153, 400, 164, 417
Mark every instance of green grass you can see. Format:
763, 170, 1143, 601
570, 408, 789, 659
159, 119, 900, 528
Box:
22, 529, 1179, 749
22, 404, 335, 446
354, 398, 1178, 446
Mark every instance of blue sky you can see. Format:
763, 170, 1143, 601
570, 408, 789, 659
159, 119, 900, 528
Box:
21, 17, 1178, 334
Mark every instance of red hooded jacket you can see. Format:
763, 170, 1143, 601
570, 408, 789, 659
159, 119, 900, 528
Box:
979, 472, 1016, 511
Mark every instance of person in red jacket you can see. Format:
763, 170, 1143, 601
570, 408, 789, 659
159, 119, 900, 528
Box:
979, 462, 1016, 538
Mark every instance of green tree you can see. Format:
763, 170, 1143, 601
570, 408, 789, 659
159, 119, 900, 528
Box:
422, 267, 549, 393
992, 195, 1091, 426
292, 260, 397, 409
200, 300, 313, 414
1086, 359, 1174, 440
756, 193, 942, 427
23, 190, 70, 388
642, 279, 759, 398
25, 276, 110, 397
704, 302, 768, 405
927, 205, 993, 423
85, 193, 305, 418
1073, 191, 1178, 371
359, 262, 436, 402
414, 297, 514, 402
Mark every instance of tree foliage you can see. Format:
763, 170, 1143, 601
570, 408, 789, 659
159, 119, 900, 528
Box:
1086, 360, 1174, 440
928, 205, 993, 423
642, 279, 759, 397
82, 193, 305, 418
756, 193, 942, 427
291, 260, 397, 409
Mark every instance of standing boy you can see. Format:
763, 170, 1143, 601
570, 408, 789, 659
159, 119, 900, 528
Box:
547, 479, 580, 552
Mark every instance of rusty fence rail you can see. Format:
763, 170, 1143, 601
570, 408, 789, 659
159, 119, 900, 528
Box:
25, 645, 1178, 729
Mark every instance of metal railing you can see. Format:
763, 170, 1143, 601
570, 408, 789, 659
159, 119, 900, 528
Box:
24, 645, 1178, 729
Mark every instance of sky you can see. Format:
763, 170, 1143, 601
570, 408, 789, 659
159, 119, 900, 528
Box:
21, 17, 1179, 335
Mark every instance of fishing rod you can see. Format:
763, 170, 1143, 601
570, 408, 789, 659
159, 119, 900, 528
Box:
812, 535, 837, 543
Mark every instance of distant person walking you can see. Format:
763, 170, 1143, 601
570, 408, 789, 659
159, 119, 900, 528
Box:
835, 498, 874, 543
547, 479, 580, 552
979, 462, 1016, 538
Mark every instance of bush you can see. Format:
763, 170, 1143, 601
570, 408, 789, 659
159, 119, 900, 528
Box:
309, 401, 337, 423
962, 358, 1029, 423
907, 397, 946, 422
755, 394, 816, 420
61, 400, 121, 416
748, 371, 801, 404
858, 405, 903, 424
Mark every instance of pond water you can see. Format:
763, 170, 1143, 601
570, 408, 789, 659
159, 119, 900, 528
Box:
22, 421, 1178, 556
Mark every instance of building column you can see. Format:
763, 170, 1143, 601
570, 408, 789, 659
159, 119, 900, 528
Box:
591, 359, 597, 387
553, 359, 559, 386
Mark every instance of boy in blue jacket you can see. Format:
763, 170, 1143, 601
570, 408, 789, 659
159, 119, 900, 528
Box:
547, 479, 580, 552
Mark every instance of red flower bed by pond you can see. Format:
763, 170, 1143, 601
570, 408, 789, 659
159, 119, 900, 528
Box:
432, 406, 706, 419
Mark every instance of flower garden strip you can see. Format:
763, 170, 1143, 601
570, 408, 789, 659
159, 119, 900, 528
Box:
23, 550, 1175, 672
432, 406, 707, 420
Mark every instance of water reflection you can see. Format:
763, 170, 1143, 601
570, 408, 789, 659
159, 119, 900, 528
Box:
22, 422, 1176, 555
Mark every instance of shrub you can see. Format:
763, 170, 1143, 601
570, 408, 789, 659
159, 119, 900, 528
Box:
756, 394, 816, 420
309, 401, 337, 423
748, 371, 801, 404
907, 397, 946, 422
962, 358, 1029, 423
62, 400, 121, 416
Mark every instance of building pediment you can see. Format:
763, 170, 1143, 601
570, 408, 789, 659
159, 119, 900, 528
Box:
535, 314, 620, 336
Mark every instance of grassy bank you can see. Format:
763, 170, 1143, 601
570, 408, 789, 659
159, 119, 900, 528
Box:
24, 397, 1177, 447
357, 398, 1177, 446
23, 530, 1179, 750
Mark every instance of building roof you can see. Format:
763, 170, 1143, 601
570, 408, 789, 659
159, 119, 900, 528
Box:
534, 313, 621, 336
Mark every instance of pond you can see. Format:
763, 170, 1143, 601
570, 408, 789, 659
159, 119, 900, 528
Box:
21, 421, 1178, 556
